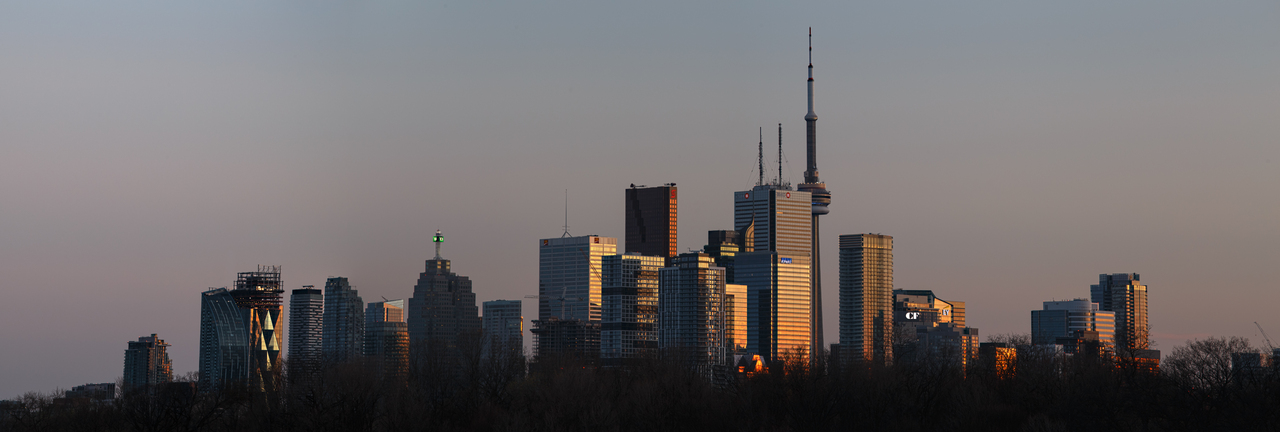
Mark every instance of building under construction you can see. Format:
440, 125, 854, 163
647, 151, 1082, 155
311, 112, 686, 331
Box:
199, 265, 284, 392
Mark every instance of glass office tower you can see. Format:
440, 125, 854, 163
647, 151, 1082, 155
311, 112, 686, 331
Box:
838, 234, 894, 367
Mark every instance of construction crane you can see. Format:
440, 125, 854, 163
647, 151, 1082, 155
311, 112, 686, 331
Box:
525, 287, 572, 319
1255, 322, 1275, 351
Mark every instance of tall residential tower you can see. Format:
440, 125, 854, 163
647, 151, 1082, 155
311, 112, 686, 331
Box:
838, 234, 893, 367
288, 285, 323, 380
322, 277, 364, 363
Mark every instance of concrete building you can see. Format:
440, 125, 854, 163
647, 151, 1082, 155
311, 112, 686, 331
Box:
1031, 299, 1116, 349
364, 300, 409, 382
893, 289, 979, 371
482, 300, 524, 356
322, 277, 364, 363
838, 234, 894, 367
601, 253, 664, 364
199, 266, 284, 392
288, 285, 323, 379
659, 253, 731, 369
734, 183, 812, 364
1091, 273, 1149, 352
795, 28, 833, 361
123, 334, 172, 393
408, 230, 481, 356
625, 184, 678, 260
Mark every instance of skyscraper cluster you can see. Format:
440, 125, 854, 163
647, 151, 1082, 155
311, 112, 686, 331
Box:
108, 29, 1163, 397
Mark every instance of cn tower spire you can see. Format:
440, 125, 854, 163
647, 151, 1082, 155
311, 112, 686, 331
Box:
796, 27, 831, 365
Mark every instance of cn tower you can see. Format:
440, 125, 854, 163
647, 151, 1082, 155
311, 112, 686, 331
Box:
796, 27, 832, 360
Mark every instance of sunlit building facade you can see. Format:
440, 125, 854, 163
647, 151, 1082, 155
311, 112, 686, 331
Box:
725, 282, 747, 353
1091, 273, 1149, 351
123, 334, 172, 393
1031, 299, 1115, 348
838, 233, 894, 367
199, 266, 284, 392
893, 289, 978, 370
658, 253, 730, 368
601, 253, 664, 364
733, 186, 812, 364
535, 235, 615, 359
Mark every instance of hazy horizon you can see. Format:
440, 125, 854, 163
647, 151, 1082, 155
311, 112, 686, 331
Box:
2, 1, 1278, 398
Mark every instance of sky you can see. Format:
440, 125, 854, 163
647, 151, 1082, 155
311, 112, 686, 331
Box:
2, 1, 1278, 398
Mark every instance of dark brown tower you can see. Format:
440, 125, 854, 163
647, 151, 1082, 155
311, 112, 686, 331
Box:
625, 184, 678, 259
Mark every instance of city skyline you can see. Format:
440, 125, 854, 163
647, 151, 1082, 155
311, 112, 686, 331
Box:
3, 1, 1279, 398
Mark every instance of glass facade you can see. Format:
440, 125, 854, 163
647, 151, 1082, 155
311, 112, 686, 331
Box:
625, 185, 678, 259
658, 253, 730, 369
736, 252, 811, 363
288, 287, 323, 380
839, 234, 894, 367
1031, 299, 1116, 347
1091, 273, 1149, 351
199, 265, 283, 392
601, 254, 664, 364
365, 300, 408, 382
407, 254, 481, 354
123, 334, 172, 392
323, 277, 364, 363
538, 236, 617, 322
482, 300, 524, 357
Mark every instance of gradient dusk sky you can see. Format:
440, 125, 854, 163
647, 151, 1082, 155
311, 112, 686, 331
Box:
2, 1, 1278, 397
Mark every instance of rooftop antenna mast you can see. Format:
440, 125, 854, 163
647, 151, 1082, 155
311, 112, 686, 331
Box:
432, 229, 444, 259
561, 189, 571, 238
777, 123, 783, 186
757, 127, 764, 186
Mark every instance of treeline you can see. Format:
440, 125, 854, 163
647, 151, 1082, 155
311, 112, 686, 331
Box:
3, 336, 1279, 432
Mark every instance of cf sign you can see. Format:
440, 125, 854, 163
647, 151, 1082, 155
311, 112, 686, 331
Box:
905, 312, 921, 320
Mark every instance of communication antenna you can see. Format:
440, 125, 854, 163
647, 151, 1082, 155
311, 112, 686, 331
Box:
757, 127, 764, 186
561, 189, 571, 238
777, 123, 783, 186
432, 229, 444, 259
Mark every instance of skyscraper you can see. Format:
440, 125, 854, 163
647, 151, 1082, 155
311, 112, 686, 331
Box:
838, 234, 894, 367
734, 183, 812, 363
534, 235, 616, 360
704, 230, 741, 284
199, 265, 283, 392
482, 300, 524, 356
123, 334, 172, 393
407, 230, 481, 356
288, 285, 323, 379
625, 184, 678, 260
1091, 273, 1149, 352
365, 300, 409, 382
659, 253, 731, 371
795, 27, 833, 359
323, 277, 364, 363
537, 235, 617, 321
601, 253, 664, 365
1031, 299, 1116, 349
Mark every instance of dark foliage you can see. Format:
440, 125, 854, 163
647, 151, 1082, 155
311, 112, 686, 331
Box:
4, 336, 1279, 432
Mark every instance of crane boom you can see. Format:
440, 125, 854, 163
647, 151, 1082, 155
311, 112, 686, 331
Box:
1255, 322, 1275, 351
